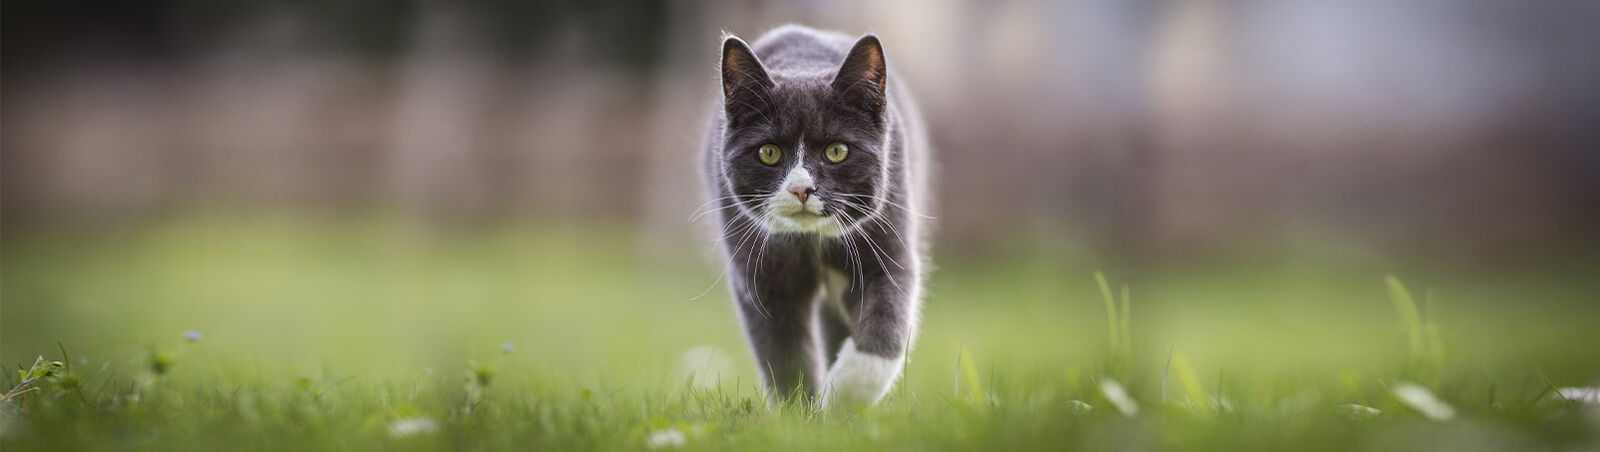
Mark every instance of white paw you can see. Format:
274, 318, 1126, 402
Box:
818, 338, 904, 410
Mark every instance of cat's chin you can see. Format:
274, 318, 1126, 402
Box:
764, 212, 847, 236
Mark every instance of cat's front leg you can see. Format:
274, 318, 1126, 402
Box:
818, 279, 916, 409
736, 285, 825, 404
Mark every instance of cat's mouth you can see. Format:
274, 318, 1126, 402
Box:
777, 207, 829, 222
770, 214, 837, 234
760, 202, 843, 234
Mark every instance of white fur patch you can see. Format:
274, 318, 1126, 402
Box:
781, 164, 815, 195
763, 152, 841, 234
821, 268, 852, 326
818, 338, 904, 409
768, 163, 821, 216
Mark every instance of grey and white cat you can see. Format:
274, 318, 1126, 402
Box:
700, 25, 930, 408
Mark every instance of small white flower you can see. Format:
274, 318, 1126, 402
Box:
1336, 403, 1382, 419
646, 428, 687, 449
1392, 382, 1454, 421
1066, 399, 1094, 415
388, 416, 440, 438
501, 342, 515, 354
1557, 387, 1600, 405
1562, 384, 1600, 429
1099, 380, 1139, 417
184, 330, 203, 342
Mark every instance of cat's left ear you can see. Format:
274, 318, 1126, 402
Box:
832, 34, 888, 114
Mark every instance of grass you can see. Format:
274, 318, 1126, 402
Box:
2, 215, 1599, 450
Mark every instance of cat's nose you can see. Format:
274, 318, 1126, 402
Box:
788, 185, 816, 204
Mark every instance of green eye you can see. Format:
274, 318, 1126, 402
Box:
756, 144, 782, 165
824, 142, 849, 163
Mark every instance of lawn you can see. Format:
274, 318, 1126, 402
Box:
2, 215, 1598, 450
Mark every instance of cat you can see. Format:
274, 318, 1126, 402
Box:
700, 25, 930, 409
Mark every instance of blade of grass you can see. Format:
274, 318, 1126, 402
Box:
1095, 271, 1120, 355
1120, 284, 1132, 360
1162, 344, 1175, 404
1172, 350, 1208, 411
1385, 275, 1425, 360
958, 344, 983, 404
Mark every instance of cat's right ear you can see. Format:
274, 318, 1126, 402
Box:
721, 36, 773, 118
831, 35, 888, 121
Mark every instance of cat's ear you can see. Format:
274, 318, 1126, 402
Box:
721, 36, 773, 112
832, 34, 888, 112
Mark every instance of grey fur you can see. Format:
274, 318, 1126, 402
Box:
701, 25, 930, 401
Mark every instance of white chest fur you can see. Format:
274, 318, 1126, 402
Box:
820, 266, 852, 326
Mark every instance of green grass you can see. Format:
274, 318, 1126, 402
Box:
3, 215, 1599, 450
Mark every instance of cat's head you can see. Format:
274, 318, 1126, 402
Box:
717, 33, 890, 236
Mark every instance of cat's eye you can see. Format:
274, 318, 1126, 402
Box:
756, 144, 782, 165
824, 142, 849, 163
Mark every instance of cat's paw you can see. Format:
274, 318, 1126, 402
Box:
818, 338, 904, 410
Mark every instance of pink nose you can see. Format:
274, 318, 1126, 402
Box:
789, 186, 815, 204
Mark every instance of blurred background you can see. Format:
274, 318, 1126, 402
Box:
7, 0, 1600, 256
3, 0, 1599, 386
